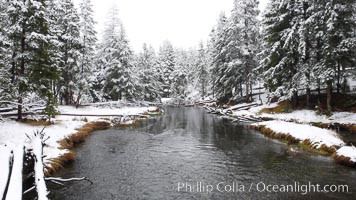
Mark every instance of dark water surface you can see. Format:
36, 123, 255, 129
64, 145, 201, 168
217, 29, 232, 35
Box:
50, 107, 356, 200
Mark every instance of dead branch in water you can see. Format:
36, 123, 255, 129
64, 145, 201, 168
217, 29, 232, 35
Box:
45, 177, 93, 185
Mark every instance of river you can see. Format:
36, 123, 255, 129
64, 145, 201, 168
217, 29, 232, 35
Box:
50, 107, 356, 200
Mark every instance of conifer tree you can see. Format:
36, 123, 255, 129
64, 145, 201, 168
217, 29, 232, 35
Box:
98, 6, 137, 101
78, 0, 97, 103
210, 12, 230, 103
53, 0, 82, 105
158, 40, 175, 98
196, 42, 209, 99
136, 44, 160, 101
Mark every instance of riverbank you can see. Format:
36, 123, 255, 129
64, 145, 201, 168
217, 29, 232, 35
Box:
0, 105, 161, 177
205, 101, 356, 168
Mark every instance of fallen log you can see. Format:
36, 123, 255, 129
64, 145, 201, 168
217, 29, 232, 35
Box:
228, 103, 259, 111
0, 147, 13, 200
5, 146, 24, 200
31, 136, 49, 200
45, 177, 93, 185
58, 113, 148, 118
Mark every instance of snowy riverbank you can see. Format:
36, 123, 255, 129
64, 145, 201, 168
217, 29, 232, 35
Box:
250, 121, 345, 151
207, 101, 356, 167
0, 105, 159, 173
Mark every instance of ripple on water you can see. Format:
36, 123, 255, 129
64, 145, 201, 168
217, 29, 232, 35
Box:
50, 107, 356, 200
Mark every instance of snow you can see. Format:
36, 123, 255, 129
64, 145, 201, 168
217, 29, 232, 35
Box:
231, 103, 356, 125
161, 98, 174, 104
0, 145, 11, 199
261, 110, 356, 125
0, 105, 158, 170
336, 146, 356, 163
0, 119, 85, 161
252, 121, 345, 149
58, 105, 158, 116
30, 137, 49, 200
6, 146, 24, 200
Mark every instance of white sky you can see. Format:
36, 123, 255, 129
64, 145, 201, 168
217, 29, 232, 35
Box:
74, 0, 269, 52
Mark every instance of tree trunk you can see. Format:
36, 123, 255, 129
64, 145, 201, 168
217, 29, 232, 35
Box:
317, 79, 321, 104
64, 89, 70, 105
17, 20, 26, 122
245, 82, 249, 102
69, 90, 74, 105
17, 97, 23, 121
337, 63, 341, 94
292, 90, 298, 108
306, 87, 311, 109
11, 48, 16, 84
342, 77, 347, 93
250, 83, 253, 102
76, 93, 81, 108
326, 81, 332, 112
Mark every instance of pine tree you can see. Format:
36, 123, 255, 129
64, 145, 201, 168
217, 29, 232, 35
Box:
210, 12, 230, 103
136, 43, 160, 101
0, 0, 14, 102
172, 48, 189, 100
52, 0, 82, 105
259, 0, 301, 105
78, 0, 97, 104
158, 40, 175, 98
4, 0, 59, 120
196, 42, 209, 99
229, 0, 260, 102
27, 0, 60, 120
318, 0, 356, 111
4, 0, 31, 120
99, 6, 137, 101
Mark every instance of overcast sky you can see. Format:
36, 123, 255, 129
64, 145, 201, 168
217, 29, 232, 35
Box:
74, 0, 269, 52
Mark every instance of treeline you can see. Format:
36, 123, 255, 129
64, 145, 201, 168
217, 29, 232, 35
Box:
209, 0, 356, 111
0, 0, 355, 121
0, 0, 97, 120
0, 0, 210, 120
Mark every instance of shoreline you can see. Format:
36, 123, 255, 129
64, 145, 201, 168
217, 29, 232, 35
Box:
44, 108, 162, 176
205, 105, 356, 168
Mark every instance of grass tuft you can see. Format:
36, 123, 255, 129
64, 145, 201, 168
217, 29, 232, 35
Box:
45, 151, 75, 176
259, 101, 291, 114
250, 124, 335, 156
21, 119, 53, 126
332, 153, 356, 167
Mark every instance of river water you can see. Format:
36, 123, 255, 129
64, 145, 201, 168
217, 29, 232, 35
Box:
50, 107, 356, 200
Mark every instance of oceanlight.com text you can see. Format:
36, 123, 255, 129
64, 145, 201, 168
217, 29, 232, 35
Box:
177, 182, 349, 195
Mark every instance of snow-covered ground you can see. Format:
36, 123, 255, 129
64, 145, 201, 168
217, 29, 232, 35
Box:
336, 146, 356, 163
161, 98, 174, 104
229, 103, 356, 125
0, 105, 158, 167
58, 105, 158, 116
223, 101, 356, 165
252, 121, 345, 149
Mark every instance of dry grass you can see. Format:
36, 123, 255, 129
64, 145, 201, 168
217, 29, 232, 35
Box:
259, 101, 291, 114
115, 118, 146, 128
310, 122, 330, 129
250, 125, 300, 144
46, 121, 111, 176
21, 119, 53, 126
62, 121, 111, 148
250, 124, 335, 155
46, 111, 159, 176
332, 153, 356, 167
45, 151, 75, 176
339, 124, 356, 133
